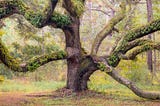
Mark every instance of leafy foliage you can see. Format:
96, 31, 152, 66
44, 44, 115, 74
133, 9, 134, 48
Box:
51, 12, 71, 27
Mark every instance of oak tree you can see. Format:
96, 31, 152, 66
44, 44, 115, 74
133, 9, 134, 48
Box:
0, 0, 160, 99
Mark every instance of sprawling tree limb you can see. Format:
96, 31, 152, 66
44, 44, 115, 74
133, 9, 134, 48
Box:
122, 39, 153, 54
93, 55, 160, 100
22, 50, 67, 72
106, 69, 160, 99
91, 2, 126, 55
120, 42, 160, 60
112, 16, 160, 56
107, 18, 160, 67
0, 39, 67, 72
0, 0, 57, 28
119, 19, 160, 45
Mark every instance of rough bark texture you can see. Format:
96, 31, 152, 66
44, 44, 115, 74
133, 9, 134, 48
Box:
63, 17, 82, 91
79, 56, 98, 90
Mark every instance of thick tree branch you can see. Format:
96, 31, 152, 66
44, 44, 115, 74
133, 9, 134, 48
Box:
118, 19, 160, 47
122, 39, 153, 53
120, 42, 160, 60
48, 12, 72, 28
63, 0, 85, 17
0, 39, 67, 72
0, 0, 57, 28
94, 57, 160, 100
21, 50, 67, 72
107, 69, 160, 100
91, 2, 126, 55
107, 18, 160, 67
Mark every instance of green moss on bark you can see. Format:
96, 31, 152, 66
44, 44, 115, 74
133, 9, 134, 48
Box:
51, 12, 71, 27
0, 0, 52, 27
26, 50, 67, 71
71, 0, 84, 17
0, 39, 21, 71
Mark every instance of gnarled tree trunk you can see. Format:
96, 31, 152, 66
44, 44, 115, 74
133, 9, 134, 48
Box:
63, 17, 82, 91
63, 17, 97, 91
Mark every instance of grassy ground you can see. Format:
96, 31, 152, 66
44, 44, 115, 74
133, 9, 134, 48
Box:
0, 80, 64, 93
0, 79, 160, 106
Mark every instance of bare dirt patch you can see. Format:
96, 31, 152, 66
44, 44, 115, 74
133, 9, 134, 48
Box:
0, 92, 33, 106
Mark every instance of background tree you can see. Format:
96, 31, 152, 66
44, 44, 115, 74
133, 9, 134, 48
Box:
0, 0, 160, 100
146, 0, 153, 73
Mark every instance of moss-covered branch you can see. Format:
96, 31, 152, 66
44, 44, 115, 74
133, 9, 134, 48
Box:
107, 18, 160, 67
121, 42, 160, 60
123, 19, 160, 42
63, 0, 85, 17
49, 12, 72, 28
0, 39, 67, 72
0, 38, 21, 71
91, 2, 126, 55
23, 50, 67, 72
122, 39, 153, 54
0, 0, 56, 28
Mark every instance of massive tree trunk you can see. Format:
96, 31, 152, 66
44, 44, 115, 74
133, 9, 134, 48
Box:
63, 17, 82, 91
63, 17, 97, 91
62, 17, 96, 91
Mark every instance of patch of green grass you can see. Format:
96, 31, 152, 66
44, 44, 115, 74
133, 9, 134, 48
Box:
0, 80, 65, 93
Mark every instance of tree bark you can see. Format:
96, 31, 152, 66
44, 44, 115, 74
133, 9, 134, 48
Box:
79, 56, 98, 90
63, 17, 82, 91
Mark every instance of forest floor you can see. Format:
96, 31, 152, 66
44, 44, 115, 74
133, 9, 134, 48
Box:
0, 79, 160, 106
0, 90, 160, 106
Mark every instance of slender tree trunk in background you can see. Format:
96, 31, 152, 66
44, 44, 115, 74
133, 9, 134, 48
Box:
158, 52, 160, 71
153, 34, 157, 72
146, 0, 153, 73
41, 30, 45, 55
